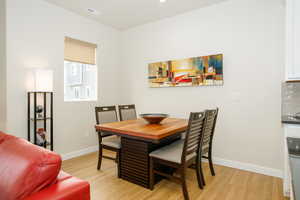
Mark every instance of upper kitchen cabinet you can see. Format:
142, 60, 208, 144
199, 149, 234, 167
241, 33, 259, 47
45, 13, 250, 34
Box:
286, 0, 300, 80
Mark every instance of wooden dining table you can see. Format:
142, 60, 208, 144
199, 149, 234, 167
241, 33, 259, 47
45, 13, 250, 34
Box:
95, 118, 188, 189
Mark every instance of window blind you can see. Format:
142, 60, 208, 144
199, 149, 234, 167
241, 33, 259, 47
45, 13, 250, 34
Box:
64, 37, 97, 65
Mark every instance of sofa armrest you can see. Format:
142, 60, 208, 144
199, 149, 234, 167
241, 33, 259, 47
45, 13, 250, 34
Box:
24, 176, 90, 200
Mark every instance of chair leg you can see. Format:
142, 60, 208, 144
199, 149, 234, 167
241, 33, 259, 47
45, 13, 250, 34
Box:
181, 169, 190, 200
97, 135, 103, 170
199, 157, 206, 186
196, 157, 204, 189
149, 157, 154, 190
97, 145, 103, 170
208, 151, 215, 176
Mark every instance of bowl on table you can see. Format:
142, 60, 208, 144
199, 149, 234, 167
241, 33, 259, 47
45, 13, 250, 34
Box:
140, 113, 169, 124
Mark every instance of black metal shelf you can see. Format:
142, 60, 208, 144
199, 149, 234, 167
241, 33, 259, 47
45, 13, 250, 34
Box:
27, 91, 53, 93
29, 117, 52, 121
27, 92, 54, 151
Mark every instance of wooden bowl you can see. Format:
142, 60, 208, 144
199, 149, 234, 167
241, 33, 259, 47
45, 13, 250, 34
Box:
140, 114, 169, 124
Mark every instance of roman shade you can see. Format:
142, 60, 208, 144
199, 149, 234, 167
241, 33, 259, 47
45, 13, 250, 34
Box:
64, 37, 97, 65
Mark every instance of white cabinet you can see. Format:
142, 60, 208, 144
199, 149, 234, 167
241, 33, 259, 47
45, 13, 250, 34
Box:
286, 0, 300, 80
283, 124, 300, 200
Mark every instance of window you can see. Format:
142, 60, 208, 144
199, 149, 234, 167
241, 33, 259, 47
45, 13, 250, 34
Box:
64, 61, 97, 101
64, 37, 97, 101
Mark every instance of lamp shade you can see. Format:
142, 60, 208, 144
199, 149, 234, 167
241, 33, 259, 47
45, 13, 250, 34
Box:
34, 69, 53, 92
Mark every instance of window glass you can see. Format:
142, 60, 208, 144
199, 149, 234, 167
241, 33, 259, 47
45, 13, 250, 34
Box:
64, 61, 97, 101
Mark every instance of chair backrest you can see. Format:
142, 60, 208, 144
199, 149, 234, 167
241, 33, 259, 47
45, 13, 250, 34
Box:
201, 108, 219, 154
118, 104, 137, 121
95, 106, 118, 124
181, 112, 205, 164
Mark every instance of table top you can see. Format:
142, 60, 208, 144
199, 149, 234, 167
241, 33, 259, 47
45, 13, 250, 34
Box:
95, 118, 188, 142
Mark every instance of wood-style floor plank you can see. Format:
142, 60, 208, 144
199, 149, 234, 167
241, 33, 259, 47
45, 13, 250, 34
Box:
62, 151, 289, 200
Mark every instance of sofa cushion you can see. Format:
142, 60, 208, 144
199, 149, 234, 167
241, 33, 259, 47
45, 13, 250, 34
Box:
24, 173, 90, 200
0, 133, 62, 200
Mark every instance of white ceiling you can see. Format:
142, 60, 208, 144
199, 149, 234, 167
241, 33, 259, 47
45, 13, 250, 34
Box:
44, 0, 227, 30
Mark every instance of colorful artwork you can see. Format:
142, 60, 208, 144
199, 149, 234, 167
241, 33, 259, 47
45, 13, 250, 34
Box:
148, 54, 223, 88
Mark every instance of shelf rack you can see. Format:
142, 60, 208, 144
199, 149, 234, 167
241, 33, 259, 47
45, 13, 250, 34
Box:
27, 92, 53, 151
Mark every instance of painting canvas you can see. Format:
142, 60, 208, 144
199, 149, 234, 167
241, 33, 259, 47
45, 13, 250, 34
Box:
148, 54, 223, 88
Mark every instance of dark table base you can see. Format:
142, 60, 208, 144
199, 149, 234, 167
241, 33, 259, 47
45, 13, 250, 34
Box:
119, 134, 181, 188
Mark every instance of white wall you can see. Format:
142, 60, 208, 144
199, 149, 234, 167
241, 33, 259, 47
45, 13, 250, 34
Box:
3, 0, 286, 174
120, 0, 285, 171
5, 0, 121, 154
0, 0, 7, 132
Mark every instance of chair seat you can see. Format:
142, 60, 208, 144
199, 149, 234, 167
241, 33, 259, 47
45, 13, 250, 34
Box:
149, 140, 196, 164
101, 136, 121, 149
98, 131, 114, 137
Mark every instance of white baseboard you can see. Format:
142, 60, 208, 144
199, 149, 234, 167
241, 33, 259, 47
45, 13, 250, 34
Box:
61, 145, 98, 161
60, 146, 283, 178
212, 157, 283, 178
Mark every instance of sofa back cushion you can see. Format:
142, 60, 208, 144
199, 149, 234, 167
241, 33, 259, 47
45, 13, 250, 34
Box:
0, 132, 62, 200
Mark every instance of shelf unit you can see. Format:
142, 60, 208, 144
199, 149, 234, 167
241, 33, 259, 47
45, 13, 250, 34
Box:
27, 92, 53, 151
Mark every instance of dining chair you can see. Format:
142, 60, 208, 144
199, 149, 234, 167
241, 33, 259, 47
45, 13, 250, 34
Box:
149, 112, 206, 200
95, 106, 121, 177
118, 104, 137, 121
198, 108, 219, 187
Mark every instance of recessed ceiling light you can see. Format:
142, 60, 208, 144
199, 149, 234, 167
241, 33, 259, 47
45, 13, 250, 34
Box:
87, 8, 100, 15
160, 0, 167, 3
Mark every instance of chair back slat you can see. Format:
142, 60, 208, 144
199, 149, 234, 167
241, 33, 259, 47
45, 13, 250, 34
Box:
202, 137, 210, 144
186, 138, 199, 150
186, 147, 198, 155
118, 104, 137, 121
201, 108, 219, 153
181, 112, 205, 163
188, 135, 200, 143
189, 125, 203, 133
95, 106, 118, 124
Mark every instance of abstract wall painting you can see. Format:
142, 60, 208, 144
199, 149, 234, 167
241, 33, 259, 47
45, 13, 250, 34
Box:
148, 54, 223, 88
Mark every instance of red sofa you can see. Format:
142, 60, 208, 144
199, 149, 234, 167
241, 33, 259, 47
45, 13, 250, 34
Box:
0, 131, 90, 200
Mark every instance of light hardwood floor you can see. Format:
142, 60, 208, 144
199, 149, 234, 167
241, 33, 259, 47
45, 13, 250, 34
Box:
62, 151, 289, 200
